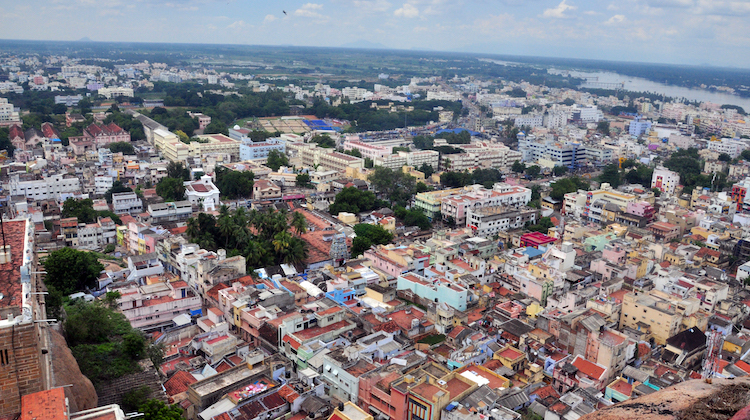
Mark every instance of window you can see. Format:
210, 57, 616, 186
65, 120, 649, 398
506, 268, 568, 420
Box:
0, 348, 8, 365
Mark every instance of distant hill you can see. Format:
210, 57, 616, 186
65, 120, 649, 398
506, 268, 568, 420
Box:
339, 40, 388, 50
77, 37, 93, 42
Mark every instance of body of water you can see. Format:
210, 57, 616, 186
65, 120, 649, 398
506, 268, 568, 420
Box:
551, 68, 750, 110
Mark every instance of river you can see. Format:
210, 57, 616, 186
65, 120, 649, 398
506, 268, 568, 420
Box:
549, 68, 750, 110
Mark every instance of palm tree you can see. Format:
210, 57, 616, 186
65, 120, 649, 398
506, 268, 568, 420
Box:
219, 204, 230, 219
217, 213, 234, 249
272, 231, 293, 263
186, 217, 200, 240
291, 211, 307, 235
286, 238, 308, 265
244, 240, 268, 270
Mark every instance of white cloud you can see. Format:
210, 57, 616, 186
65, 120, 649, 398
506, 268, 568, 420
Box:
352, 0, 391, 13
227, 20, 245, 28
394, 3, 419, 17
294, 3, 324, 17
583, 10, 600, 15
263, 14, 277, 23
541, 0, 577, 18
605, 14, 626, 24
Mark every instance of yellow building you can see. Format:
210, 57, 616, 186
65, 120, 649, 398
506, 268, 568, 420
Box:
619, 290, 701, 345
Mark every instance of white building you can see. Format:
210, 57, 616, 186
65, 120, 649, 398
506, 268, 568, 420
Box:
98, 86, 134, 99
651, 167, 681, 195
94, 175, 114, 195
185, 175, 220, 211
466, 206, 538, 237
112, 192, 143, 215
707, 138, 748, 158
7, 173, 81, 200
0, 98, 20, 126
572, 105, 603, 123
514, 114, 544, 128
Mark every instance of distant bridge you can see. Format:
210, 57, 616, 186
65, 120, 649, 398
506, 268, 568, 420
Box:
582, 81, 625, 90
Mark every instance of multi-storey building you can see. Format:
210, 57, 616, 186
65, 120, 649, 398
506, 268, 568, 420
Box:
0, 97, 21, 126
414, 187, 466, 220
619, 290, 700, 345
343, 140, 392, 159
83, 122, 131, 147
113, 278, 201, 332
465, 206, 539, 237
707, 137, 748, 158
112, 192, 143, 215
628, 116, 652, 136
440, 184, 531, 226
7, 173, 81, 200
651, 167, 680, 195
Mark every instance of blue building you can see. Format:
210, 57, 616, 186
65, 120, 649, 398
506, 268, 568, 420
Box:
629, 116, 652, 137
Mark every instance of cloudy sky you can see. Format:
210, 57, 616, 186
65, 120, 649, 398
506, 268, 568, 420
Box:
2, 0, 750, 67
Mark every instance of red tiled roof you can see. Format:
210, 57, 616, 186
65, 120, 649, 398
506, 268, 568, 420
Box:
0, 221, 30, 312
215, 360, 233, 373
21, 388, 67, 420
163, 370, 197, 396
572, 355, 605, 380
283, 334, 302, 350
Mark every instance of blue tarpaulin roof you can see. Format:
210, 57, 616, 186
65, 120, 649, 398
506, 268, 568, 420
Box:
435, 128, 480, 136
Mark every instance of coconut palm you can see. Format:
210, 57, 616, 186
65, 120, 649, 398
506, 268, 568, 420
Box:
217, 213, 234, 249
291, 211, 307, 235
186, 217, 200, 240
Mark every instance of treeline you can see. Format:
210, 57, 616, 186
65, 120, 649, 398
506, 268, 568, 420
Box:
309, 99, 462, 132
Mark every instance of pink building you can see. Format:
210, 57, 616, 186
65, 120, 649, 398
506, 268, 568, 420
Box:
114, 279, 201, 332
626, 201, 655, 220
83, 122, 131, 147
343, 140, 391, 159
601, 244, 626, 265
363, 245, 429, 279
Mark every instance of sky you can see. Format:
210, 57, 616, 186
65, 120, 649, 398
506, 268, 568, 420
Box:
2, 0, 750, 67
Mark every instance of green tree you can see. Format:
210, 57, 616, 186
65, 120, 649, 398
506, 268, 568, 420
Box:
138, 399, 183, 420
291, 211, 307, 235
742, 149, 750, 161
598, 163, 622, 188
109, 141, 135, 155
512, 160, 526, 173
155, 178, 185, 202
597, 121, 610, 136
394, 206, 431, 230
105, 180, 133, 204
43, 248, 104, 295
296, 173, 311, 188
550, 177, 589, 200
418, 163, 434, 178
718, 153, 732, 162
352, 223, 393, 256
62, 198, 98, 223
329, 187, 379, 215
122, 386, 151, 412
215, 166, 254, 199
368, 166, 416, 206
525, 165, 541, 179
528, 217, 554, 233
123, 331, 146, 359
204, 120, 228, 135
310, 134, 336, 148
266, 149, 289, 171
552, 166, 568, 176
167, 161, 190, 181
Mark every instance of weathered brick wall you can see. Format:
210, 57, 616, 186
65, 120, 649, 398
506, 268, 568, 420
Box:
0, 323, 43, 416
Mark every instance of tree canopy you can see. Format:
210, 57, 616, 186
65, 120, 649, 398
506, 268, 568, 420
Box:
167, 161, 190, 181
368, 166, 416, 207
155, 178, 186, 202
62, 198, 122, 224
310, 134, 336, 148
215, 166, 254, 199
266, 149, 289, 171
109, 141, 135, 155
329, 187, 382, 215
352, 223, 393, 257
549, 177, 590, 200
105, 180, 133, 204
43, 248, 104, 295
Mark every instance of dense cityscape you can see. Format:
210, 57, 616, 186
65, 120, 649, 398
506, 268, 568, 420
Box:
3, 42, 750, 420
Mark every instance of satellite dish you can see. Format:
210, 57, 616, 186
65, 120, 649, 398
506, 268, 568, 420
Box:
233, 125, 240, 130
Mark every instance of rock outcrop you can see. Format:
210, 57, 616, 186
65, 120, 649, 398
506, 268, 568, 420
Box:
581, 377, 750, 420
49, 328, 98, 412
